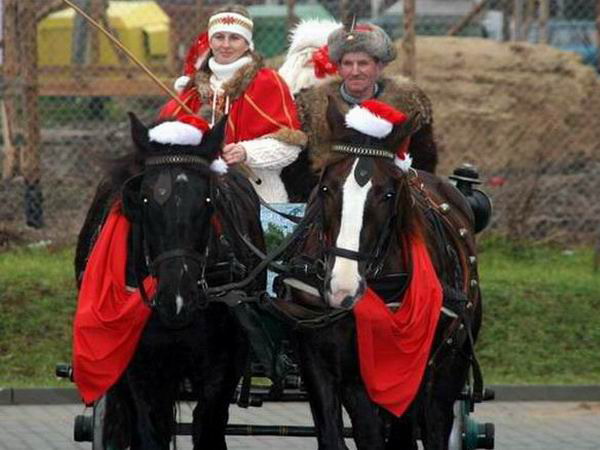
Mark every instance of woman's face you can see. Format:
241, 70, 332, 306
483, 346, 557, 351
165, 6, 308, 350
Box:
210, 32, 250, 65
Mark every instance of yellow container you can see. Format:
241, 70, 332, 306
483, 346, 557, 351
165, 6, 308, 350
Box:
38, 1, 170, 67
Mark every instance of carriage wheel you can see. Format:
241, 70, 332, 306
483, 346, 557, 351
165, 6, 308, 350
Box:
73, 395, 106, 449
448, 400, 465, 450
91, 395, 107, 450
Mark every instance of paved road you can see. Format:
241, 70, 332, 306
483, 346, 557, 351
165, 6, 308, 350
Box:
1, 401, 599, 449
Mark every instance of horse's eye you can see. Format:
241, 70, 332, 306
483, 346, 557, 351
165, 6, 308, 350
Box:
320, 185, 329, 194
384, 191, 396, 201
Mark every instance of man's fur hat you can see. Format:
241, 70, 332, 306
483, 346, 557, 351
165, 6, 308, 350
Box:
328, 23, 396, 64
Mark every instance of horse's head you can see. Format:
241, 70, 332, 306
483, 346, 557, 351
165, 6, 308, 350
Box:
122, 113, 228, 328
316, 99, 420, 309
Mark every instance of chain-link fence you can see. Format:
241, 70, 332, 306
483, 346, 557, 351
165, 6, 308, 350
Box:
0, 0, 599, 248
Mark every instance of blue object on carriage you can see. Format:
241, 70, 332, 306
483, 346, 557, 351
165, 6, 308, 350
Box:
260, 203, 306, 296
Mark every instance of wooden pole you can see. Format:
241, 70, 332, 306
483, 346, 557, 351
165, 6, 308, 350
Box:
597, 0, 600, 74
286, 0, 298, 35
339, 0, 350, 29
522, 0, 535, 42
402, 0, 416, 80
2, 0, 20, 180
448, 0, 489, 36
513, 0, 524, 41
20, 0, 41, 184
539, 0, 550, 44
21, 0, 45, 227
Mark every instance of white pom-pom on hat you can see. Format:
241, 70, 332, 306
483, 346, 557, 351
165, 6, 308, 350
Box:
210, 157, 228, 175
174, 75, 191, 93
394, 153, 413, 173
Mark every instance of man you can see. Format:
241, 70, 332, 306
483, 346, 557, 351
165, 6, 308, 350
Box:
281, 23, 438, 201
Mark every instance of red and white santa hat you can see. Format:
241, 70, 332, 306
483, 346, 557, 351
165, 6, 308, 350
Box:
148, 115, 228, 174
149, 115, 210, 146
345, 100, 413, 172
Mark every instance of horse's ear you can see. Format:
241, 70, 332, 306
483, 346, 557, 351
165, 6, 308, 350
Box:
201, 114, 228, 155
128, 112, 150, 151
325, 96, 347, 138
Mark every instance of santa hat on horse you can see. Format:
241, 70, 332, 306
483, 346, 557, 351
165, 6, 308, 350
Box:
344, 100, 413, 172
147, 115, 228, 174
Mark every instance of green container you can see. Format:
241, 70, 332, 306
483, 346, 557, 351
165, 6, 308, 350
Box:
248, 4, 334, 58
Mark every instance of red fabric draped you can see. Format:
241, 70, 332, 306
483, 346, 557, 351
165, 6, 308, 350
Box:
354, 236, 442, 417
73, 205, 156, 405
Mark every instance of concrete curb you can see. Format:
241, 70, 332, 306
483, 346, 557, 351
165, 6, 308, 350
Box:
1, 385, 600, 405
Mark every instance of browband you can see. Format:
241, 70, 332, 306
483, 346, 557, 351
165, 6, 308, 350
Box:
331, 144, 394, 159
145, 155, 209, 166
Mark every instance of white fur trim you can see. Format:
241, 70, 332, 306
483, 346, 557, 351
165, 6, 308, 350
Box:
286, 19, 342, 56
394, 153, 413, 172
148, 122, 203, 146
174, 75, 191, 93
345, 105, 393, 139
210, 157, 228, 175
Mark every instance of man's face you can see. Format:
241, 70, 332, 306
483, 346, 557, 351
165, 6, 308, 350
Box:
338, 52, 384, 100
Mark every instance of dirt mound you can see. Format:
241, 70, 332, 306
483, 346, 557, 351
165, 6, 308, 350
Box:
391, 36, 600, 171
388, 37, 600, 242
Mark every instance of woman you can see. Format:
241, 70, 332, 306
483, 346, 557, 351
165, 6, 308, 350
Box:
160, 5, 306, 203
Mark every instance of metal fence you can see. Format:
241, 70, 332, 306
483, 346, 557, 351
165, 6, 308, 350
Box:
0, 0, 599, 248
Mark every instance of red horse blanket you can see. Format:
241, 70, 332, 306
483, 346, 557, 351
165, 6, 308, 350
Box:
354, 236, 442, 417
73, 206, 155, 405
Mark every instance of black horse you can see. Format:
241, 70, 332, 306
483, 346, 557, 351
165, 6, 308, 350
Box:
278, 100, 483, 450
74, 113, 265, 449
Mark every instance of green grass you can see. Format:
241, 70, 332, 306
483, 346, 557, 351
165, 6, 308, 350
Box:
0, 246, 77, 387
477, 236, 600, 384
0, 236, 599, 387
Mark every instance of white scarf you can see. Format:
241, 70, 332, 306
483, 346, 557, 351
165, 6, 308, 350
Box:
207, 56, 252, 125
208, 55, 252, 86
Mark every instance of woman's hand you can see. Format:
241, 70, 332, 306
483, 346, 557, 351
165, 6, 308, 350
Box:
222, 143, 247, 165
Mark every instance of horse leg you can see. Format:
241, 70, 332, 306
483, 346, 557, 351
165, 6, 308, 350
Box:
297, 336, 348, 450
341, 381, 386, 450
420, 396, 454, 450
386, 413, 419, 450
103, 377, 136, 449
191, 309, 248, 450
126, 320, 178, 450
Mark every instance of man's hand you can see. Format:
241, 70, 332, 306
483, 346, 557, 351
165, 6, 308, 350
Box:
222, 143, 247, 165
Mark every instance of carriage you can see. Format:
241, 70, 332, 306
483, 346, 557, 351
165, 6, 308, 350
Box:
57, 106, 495, 450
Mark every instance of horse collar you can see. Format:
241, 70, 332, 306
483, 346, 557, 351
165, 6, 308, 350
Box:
354, 157, 374, 187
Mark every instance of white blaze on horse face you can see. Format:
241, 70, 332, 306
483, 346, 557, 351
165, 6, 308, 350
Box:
328, 159, 371, 308
175, 294, 184, 315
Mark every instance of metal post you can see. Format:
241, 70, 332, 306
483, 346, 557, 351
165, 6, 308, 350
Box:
402, 0, 416, 80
